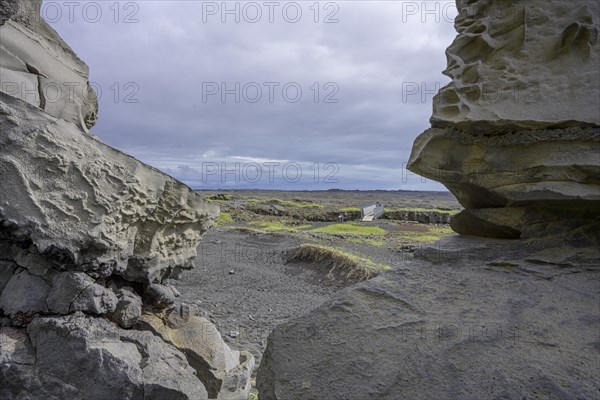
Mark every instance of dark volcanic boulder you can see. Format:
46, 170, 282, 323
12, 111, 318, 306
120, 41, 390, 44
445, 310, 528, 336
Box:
257, 236, 600, 399
1, 313, 209, 400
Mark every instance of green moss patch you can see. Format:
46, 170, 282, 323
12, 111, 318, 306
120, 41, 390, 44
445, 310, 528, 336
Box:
309, 223, 385, 236
213, 212, 234, 227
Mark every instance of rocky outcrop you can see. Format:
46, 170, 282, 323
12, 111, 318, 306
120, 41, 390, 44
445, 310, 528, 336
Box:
0, 0, 98, 132
0, 91, 218, 285
383, 209, 453, 224
409, 126, 600, 238
257, 236, 600, 399
2, 313, 209, 400
430, 0, 599, 129
408, 0, 600, 238
138, 309, 255, 400
0, 1, 253, 399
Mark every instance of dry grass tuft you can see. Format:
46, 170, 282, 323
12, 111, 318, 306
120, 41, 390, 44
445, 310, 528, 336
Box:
288, 244, 390, 281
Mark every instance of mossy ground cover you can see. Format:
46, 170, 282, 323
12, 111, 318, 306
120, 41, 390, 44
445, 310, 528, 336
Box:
347, 237, 386, 247
213, 212, 233, 227
216, 212, 452, 246
308, 223, 385, 236
247, 198, 324, 208
339, 207, 360, 212
390, 207, 459, 214
204, 193, 232, 203
388, 225, 454, 244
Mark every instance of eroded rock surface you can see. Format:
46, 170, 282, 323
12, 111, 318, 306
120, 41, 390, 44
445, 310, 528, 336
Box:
0, 92, 218, 284
0, 1, 253, 399
431, 0, 599, 130
28, 313, 209, 400
257, 236, 600, 399
409, 126, 600, 238
112, 287, 143, 329
138, 308, 255, 400
408, 0, 600, 238
0, 0, 98, 131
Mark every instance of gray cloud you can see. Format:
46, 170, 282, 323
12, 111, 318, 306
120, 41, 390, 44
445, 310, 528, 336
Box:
45, 0, 458, 190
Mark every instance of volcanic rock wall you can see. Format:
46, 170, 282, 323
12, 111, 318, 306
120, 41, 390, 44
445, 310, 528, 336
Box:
0, 2, 253, 399
0, 0, 97, 132
408, 0, 600, 239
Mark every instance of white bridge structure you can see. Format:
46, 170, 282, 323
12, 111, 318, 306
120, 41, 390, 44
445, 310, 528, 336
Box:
361, 203, 385, 222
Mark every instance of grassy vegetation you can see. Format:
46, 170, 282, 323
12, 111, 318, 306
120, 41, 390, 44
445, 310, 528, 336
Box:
274, 199, 324, 208
289, 244, 391, 281
247, 391, 259, 400
390, 207, 459, 214
211, 196, 455, 247
213, 212, 234, 227
392, 226, 454, 243
205, 193, 232, 203
430, 226, 455, 234
309, 223, 385, 236
247, 198, 324, 209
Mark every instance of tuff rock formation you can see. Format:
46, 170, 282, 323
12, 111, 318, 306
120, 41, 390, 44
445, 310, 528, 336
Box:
138, 310, 255, 400
0, 2, 253, 399
0, 0, 98, 132
408, 0, 600, 239
257, 1, 600, 398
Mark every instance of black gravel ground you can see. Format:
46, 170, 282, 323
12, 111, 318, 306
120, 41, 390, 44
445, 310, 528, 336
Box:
175, 228, 355, 371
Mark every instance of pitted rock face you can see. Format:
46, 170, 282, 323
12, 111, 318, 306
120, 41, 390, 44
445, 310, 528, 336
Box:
0, 0, 98, 131
431, 0, 599, 130
408, 0, 600, 238
0, 93, 218, 284
0, 0, 19, 26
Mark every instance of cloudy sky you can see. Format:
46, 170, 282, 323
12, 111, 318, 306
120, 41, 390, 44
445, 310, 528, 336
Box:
45, 0, 458, 190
